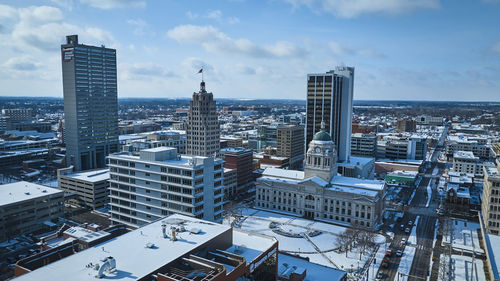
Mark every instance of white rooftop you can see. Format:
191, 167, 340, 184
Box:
453, 150, 477, 159
62, 169, 109, 183
278, 253, 346, 281
63, 227, 111, 243
15, 214, 231, 281
262, 167, 305, 180
0, 181, 63, 206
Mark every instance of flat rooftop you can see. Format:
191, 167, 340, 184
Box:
15, 215, 232, 281
453, 150, 477, 159
62, 169, 109, 183
0, 181, 63, 206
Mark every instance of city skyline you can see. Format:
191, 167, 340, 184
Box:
0, 0, 499, 101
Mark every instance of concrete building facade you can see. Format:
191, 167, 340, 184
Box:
57, 167, 109, 209
61, 35, 119, 171
0, 182, 64, 241
351, 133, 377, 158
482, 163, 500, 235
276, 124, 305, 169
306, 66, 354, 162
107, 147, 224, 228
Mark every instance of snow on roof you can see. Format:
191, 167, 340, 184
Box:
330, 176, 385, 191
0, 181, 63, 206
225, 229, 276, 266
262, 167, 305, 180
63, 226, 111, 243
278, 253, 346, 281
387, 170, 418, 178
453, 150, 477, 159
63, 169, 109, 183
485, 232, 500, 280
15, 214, 231, 281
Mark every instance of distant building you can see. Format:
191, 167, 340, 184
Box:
254, 153, 289, 169
223, 168, 237, 199
385, 170, 418, 186
306, 66, 354, 162
61, 35, 119, 171
453, 151, 480, 175
416, 115, 443, 126
377, 136, 427, 160
122, 131, 186, 155
447, 135, 493, 160
221, 136, 243, 148
482, 162, 500, 235
14, 214, 280, 281
256, 125, 386, 229
57, 167, 109, 209
1, 108, 33, 123
337, 156, 375, 179
276, 124, 304, 169
186, 81, 220, 157
220, 147, 254, 195
396, 119, 416, 132
0, 182, 64, 241
108, 147, 224, 227
351, 133, 377, 158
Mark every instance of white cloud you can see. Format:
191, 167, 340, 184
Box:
206, 10, 222, 20
127, 18, 147, 36
284, 0, 439, 18
79, 0, 145, 9
233, 64, 256, 75
50, 0, 74, 11
0, 4, 17, 19
3, 55, 40, 71
328, 41, 384, 58
167, 25, 307, 58
186, 11, 198, 19
227, 17, 240, 24
122, 62, 175, 80
0, 5, 116, 52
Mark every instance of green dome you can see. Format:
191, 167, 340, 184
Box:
313, 131, 332, 141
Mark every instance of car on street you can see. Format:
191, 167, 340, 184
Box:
405, 228, 410, 234
408, 220, 413, 226
396, 250, 403, 257
401, 237, 407, 244
377, 272, 384, 279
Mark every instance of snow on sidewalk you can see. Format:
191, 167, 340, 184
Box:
396, 216, 420, 280
425, 179, 432, 207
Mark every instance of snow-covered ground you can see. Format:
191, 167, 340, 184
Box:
396, 216, 420, 281
442, 219, 484, 254
225, 208, 385, 272
439, 254, 485, 281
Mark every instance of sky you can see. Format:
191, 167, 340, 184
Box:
0, 0, 499, 101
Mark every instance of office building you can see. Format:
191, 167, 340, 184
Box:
186, 81, 220, 157
306, 66, 354, 162
482, 162, 500, 235
377, 136, 427, 160
14, 214, 279, 281
255, 126, 386, 229
447, 135, 493, 160
416, 115, 443, 126
1, 108, 33, 123
57, 167, 109, 209
351, 133, 377, 158
223, 168, 238, 199
220, 147, 254, 194
61, 35, 119, 171
107, 147, 224, 227
123, 131, 186, 155
0, 182, 64, 241
396, 119, 417, 132
276, 124, 304, 169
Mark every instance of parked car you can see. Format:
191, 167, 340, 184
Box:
385, 249, 392, 257
377, 272, 384, 279
405, 228, 410, 234
401, 237, 407, 244
396, 250, 403, 257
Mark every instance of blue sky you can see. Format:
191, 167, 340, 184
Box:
0, 0, 499, 101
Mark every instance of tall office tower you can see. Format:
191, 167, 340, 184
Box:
277, 124, 305, 169
186, 81, 220, 157
61, 35, 119, 171
306, 66, 354, 162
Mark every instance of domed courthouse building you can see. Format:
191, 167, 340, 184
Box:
255, 123, 386, 229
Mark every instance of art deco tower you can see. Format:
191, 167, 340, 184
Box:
186, 81, 220, 157
61, 35, 119, 171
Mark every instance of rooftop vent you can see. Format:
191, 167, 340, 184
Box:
24, 192, 30, 195
190, 228, 201, 234
145, 242, 155, 249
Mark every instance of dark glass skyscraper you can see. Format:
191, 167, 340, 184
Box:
306, 66, 354, 162
61, 35, 119, 171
